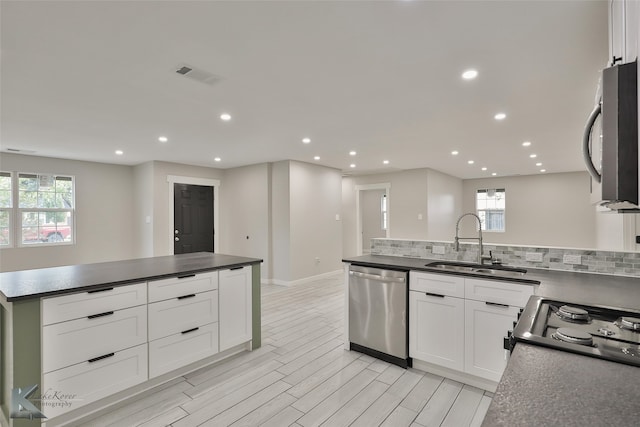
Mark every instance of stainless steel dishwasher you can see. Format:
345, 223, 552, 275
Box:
349, 264, 410, 368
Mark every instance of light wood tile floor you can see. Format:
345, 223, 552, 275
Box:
76, 274, 492, 426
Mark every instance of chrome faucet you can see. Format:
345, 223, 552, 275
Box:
454, 213, 491, 265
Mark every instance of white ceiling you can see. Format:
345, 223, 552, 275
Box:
0, 0, 608, 179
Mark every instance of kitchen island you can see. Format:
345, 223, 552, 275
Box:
343, 254, 640, 427
0, 252, 262, 427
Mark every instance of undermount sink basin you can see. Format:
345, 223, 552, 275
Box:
425, 261, 527, 278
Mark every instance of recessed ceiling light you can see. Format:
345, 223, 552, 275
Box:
314, 156, 320, 160
529, 154, 537, 158
158, 136, 168, 143
468, 160, 475, 165
540, 169, 546, 173
462, 69, 478, 80
536, 162, 542, 167
494, 113, 507, 120
481, 167, 487, 171
115, 150, 123, 156
350, 164, 356, 168
451, 150, 459, 155
220, 113, 231, 121
491, 172, 497, 176
383, 160, 389, 165
522, 141, 531, 147
349, 151, 357, 156
302, 138, 311, 144
214, 157, 221, 162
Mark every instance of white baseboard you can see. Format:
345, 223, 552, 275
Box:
412, 359, 498, 393
263, 269, 343, 287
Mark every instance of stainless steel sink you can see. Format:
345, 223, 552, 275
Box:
425, 261, 527, 278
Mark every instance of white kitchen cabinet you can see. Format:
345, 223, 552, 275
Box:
409, 291, 464, 371
219, 266, 252, 351
609, 0, 639, 65
42, 344, 148, 419
147, 272, 219, 378
409, 271, 534, 385
464, 299, 520, 382
41, 281, 148, 417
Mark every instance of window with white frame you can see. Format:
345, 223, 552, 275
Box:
476, 188, 505, 232
0, 172, 11, 246
9, 173, 75, 246
381, 194, 388, 230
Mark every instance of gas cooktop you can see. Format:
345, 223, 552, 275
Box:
507, 296, 640, 367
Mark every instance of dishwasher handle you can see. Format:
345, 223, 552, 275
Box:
349, 271, 406, 283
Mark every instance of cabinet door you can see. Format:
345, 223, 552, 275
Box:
409, 291, 464, 371
610, 0, 626, 63
464, 299, 519, 382
219, 266, 252, 351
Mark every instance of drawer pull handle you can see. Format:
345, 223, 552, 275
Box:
181, 327, 200, 334
87, 287, 114, 294
87, 311, 114, 319
178, 294, 196, 300
229, 266, 244, 271
88, 352, 115, 363
486, 301, 510, 308
426, 292, 445, 298
177, 274, 196, 279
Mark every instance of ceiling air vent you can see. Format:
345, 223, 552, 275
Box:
174, 63, 220, 86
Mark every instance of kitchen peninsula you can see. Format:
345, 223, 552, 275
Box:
343, 254, 640, 426
0, 252, 262, 427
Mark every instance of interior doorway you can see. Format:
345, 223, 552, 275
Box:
173, 183, 214, 254
356, 183, 391, 255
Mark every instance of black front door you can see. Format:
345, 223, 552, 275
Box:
174, 184, 214, 254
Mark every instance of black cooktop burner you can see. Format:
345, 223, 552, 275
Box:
509, 296, 640, 367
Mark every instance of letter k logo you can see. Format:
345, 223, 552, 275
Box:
11, 384, 46, 419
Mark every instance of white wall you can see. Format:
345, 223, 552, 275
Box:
342, 168, 462, 256
461, 171, 597, 248
133, 161, 154, 258
271, 161, 290, 282
219, 163, 270, 279
289, 161, 342, 281
426, 169, 464, 241
0, 153, 136, 271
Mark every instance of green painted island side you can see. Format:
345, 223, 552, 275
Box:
252, 264, 261, 349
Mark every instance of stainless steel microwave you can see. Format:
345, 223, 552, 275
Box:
583, 60, 638, 212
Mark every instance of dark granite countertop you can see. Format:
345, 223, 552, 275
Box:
0, 252, 262, 302
343, 254, 640, 310
482, 343, 640, 427
343, 254, 640, 426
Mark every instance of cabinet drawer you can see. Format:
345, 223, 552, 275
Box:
148, 271, 218, 303
409, 271, 465, 298
464, 278, 534, 307
149, 322, 219, 378
148, 290, 218, 341
42, 282, 147, 325
42, 304, 147, 373
42, 344, 148, 419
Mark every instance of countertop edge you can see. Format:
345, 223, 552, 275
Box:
1, 253, 262, 302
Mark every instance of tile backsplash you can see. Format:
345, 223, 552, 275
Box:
370, 238, 640, 278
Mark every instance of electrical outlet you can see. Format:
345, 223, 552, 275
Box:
432, 245, 445, 255
525, 252, 543, 262
563, 254, 582, 265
